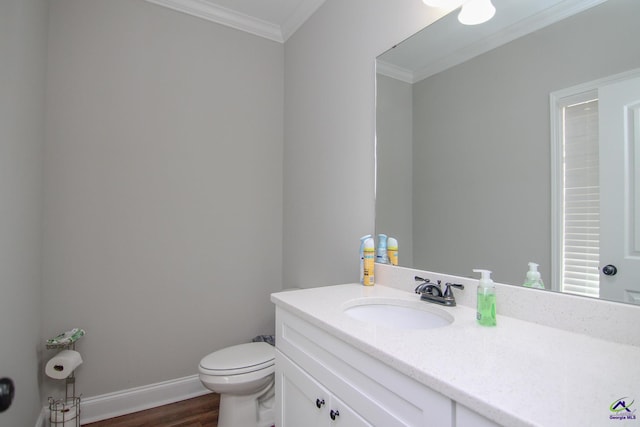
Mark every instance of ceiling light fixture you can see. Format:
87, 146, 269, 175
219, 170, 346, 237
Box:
421, 0, 463, 8
457, 0, 496, 25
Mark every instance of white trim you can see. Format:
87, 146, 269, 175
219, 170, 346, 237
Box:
144, 0, 325, 43
550, 89, 563, 293
376, 60, 414, 84
145, 0, 283, 42
551, 68, 640, 101
35, 408, 46, 427
38, 374, 211, 425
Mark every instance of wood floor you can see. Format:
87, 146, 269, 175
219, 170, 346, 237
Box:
82, 393, 220, 427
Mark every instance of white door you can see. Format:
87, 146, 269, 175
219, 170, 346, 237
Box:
598, 75, 640, 304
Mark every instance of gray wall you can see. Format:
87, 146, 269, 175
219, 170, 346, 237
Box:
0, 0, 441, 416
283, 0, 438, 288
42, 0, 283, 398
411, 0, 640, 285
0, 0, 47, 423
375, 75, 414, 267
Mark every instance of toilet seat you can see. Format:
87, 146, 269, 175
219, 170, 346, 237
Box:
199, 342, 275, 376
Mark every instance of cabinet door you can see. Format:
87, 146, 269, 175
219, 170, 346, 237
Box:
278, 351, 328, 427
329, 393, 373, 427
277, 351, 373, 427
456, 404, 500, 427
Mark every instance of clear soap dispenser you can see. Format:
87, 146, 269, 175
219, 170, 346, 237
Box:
523, 262, 545, 289
474, 269, 496, 327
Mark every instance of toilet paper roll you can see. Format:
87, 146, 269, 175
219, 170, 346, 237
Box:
45, 350, 83, 380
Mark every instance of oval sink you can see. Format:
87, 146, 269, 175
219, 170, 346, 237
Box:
343, 300, 453, 330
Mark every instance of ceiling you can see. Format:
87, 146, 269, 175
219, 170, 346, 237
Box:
144, 0, 326, 43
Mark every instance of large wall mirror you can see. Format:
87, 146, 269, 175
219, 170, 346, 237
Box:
376, 0, 640, 305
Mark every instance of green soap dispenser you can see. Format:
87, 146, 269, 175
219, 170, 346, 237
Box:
474, 269, 496, 327
523, 262, 545, 289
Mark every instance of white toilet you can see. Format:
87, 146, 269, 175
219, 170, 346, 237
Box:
199, 341, 275, 427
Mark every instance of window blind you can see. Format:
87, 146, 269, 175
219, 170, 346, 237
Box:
562, 99, 600, 297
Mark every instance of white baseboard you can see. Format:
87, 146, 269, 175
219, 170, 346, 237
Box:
35, 409, 46, 427
36, 374, 211, 426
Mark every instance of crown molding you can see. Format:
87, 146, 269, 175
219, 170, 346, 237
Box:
377, 0, 609, 84
411, 0, 607, 83
376, 60, 415, 84
145, 0, 325, 43
145, 0, 284, 42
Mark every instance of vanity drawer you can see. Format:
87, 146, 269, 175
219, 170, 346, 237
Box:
276, 307, 453, 427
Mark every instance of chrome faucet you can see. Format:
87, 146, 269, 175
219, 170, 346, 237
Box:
414, 276, 464, 307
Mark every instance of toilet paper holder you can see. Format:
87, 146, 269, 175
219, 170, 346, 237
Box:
46, 329, 84, 427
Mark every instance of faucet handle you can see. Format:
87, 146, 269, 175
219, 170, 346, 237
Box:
443, 283, 464, 298
415, 278, 444, 297
414, 276, 430, 293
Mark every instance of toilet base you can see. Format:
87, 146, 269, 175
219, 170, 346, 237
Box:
218, 380, 275, 427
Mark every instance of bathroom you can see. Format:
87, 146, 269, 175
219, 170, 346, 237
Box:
1, 0, 639, 426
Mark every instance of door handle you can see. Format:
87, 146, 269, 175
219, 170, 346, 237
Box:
0, 378, 14, 412
602, 264, 618, 276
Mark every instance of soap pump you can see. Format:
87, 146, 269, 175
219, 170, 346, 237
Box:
523, 262, 545, 289
473, 269, 496, 327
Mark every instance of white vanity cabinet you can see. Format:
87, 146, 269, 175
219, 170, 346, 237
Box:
275, 307, 453, 427
275, 306, 502, 427
272, 282, 640, 426
455, 404, 500, 427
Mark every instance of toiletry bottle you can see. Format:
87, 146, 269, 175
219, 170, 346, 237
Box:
473, 269, 496, 326
363, 238, 376, 286
387, 237, 398, 266
376, 234, 389, 264
359, 234, 372, 284
523, 262, 545, 289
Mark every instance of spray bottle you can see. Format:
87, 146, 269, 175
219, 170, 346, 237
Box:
359, 235, 372, 284
363, 238, 376, 286
376, 234, 389, 264
387, 237, 398, 266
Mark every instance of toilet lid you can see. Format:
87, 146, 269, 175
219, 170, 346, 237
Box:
199, 342, 275, 376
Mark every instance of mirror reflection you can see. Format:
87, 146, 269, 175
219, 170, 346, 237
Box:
375, 0, 640, 304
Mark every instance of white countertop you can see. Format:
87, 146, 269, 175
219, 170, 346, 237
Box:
271, 283, 640, 427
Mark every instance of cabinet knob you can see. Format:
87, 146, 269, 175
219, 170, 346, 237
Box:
316, 398, 325, 409
330, 409, 340, 420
